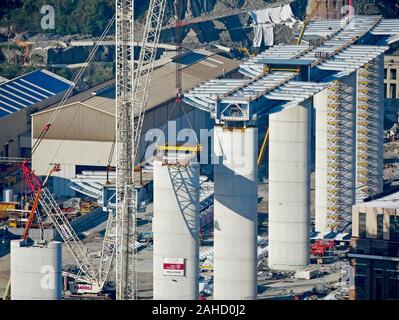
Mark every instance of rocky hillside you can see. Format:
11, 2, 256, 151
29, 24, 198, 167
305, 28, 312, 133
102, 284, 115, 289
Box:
0, 1, 302, 37
355, 0, 399, 18
1, 0, 398, 38
0, 1, 398, 50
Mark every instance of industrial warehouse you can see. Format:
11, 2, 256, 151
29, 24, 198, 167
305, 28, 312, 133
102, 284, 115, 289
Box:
0, 0, 399, 304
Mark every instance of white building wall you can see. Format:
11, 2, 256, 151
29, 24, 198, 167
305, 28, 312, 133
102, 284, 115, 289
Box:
32, 103, 212, 197
32, 139, 114, 196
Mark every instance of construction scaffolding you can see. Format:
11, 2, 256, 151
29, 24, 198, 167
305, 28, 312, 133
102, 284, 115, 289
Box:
184, 16, 399, 242
356, 58, 384, 200
326, 80, 355, 232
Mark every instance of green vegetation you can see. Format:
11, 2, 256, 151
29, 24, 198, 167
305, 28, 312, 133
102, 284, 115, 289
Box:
0, 63, 36, 79
87, 62, 115, 86
1, 0, 116, 36
0, 0, 23, 20
48, 62, 115, 89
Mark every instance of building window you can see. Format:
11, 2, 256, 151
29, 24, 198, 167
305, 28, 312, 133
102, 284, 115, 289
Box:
359, 212, 367, 238
20, 148, 31, 158
356, 263, 367, 276
356, 275, 367, 295
391, 68, 397, 80
377, 214, 384, 240
390, 215, 399, 241
387, 271, 399, 300
385, 68, 388, 79
391, 84, 397, 99
373, 269, 384, 300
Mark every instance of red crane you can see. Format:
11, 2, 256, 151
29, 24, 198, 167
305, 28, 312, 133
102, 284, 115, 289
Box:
2, 161, 61, 300
21, 160, 61, 240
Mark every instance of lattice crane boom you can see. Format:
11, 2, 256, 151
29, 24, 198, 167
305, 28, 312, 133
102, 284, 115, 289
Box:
115, 0, 135, 301
132, 0, 167, 160
115, 0, 166, 300
20, 162, 100, 286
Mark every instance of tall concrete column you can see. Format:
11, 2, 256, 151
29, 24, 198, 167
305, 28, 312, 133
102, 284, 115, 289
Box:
314, 89, 329, 233
315, 74, 357, 233
356, 55, 384, 201
153, 159, 200, 300
268, 102, 311, 271
11, 240, 62, 300
213, 126, 258, 300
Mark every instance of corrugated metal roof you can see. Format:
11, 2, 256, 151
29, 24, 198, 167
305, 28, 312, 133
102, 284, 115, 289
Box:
0, 76, 7, 84
355, 191, 399, 209
0, 69, 73, 119
32, 101, 115, 141
34, 52, 239, 117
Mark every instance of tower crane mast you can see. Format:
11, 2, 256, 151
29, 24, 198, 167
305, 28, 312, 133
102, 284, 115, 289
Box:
115, 0, 136, 301
115, 0, 166, 300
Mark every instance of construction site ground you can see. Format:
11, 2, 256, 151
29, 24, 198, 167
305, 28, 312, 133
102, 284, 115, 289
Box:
1, 140, 397, 299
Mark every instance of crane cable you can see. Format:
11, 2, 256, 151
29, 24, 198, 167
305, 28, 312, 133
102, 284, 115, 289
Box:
31, 14, 116, 157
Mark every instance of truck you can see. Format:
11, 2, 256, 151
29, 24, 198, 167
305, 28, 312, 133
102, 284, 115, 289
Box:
310, 240, 334, 257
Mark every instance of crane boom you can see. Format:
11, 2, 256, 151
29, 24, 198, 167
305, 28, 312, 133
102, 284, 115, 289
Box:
98, 208, 116, 288
115, 0, 166, 300
115, 0, 136, 301
132, 0, 168, 160
39, 188, 99, 284
20, 162, 99, 286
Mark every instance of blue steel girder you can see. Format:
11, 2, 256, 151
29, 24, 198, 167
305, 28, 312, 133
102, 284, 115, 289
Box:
183, 15, 399, 123
313, 45, 389, 81
184, 71, 298, 124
